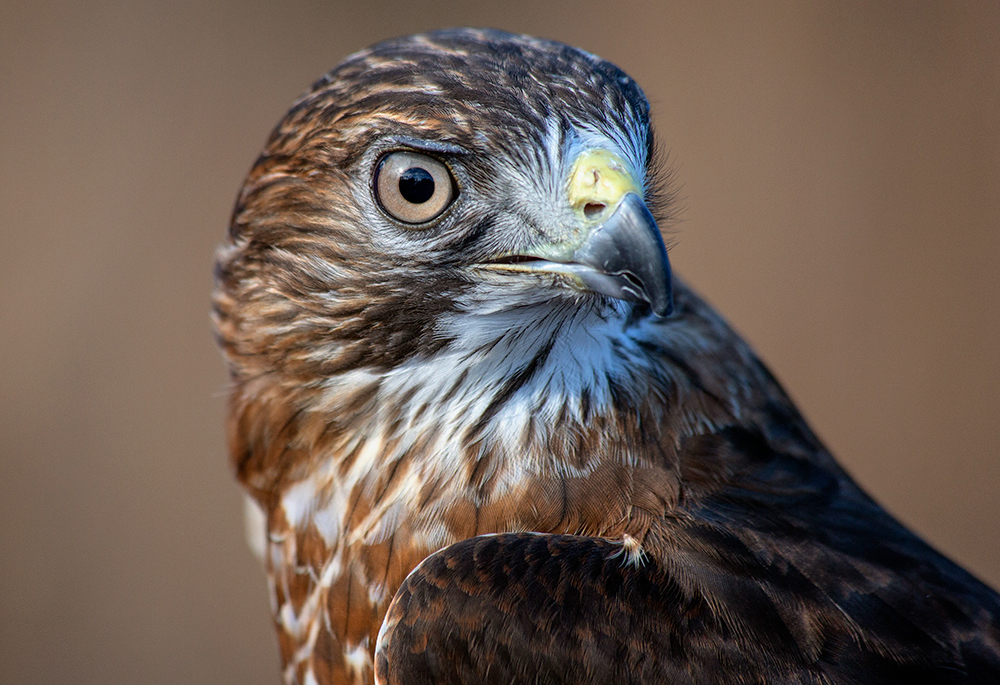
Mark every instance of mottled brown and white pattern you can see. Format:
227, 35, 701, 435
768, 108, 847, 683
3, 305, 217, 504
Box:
213, 29, 1000, 685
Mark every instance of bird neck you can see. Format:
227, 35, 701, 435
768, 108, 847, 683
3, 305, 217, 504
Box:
230, 283, 767, 519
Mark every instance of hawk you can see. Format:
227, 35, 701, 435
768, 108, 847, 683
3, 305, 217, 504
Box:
213, 28, 1000, 685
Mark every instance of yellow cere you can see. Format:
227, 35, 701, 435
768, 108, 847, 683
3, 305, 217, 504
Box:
566, 149, 642, 221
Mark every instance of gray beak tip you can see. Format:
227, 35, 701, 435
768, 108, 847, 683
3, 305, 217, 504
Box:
573, 193, 674, 317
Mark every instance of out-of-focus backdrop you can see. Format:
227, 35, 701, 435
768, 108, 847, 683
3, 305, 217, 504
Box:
2, 2, 998, 683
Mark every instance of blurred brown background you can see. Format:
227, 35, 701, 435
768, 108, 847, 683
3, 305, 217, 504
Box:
2, 1, 998, 683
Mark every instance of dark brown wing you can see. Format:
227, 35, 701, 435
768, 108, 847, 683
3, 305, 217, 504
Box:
375, 427, 1000, 685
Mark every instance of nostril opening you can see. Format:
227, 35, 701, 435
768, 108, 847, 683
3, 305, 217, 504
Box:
583, 202, 606, 220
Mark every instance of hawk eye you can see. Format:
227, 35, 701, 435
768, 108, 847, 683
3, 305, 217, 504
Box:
375, 151, 455, 225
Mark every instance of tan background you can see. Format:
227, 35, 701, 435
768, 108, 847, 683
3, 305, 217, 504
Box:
2, 2, 998, 683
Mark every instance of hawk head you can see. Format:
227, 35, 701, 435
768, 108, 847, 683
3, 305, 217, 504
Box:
215, 27, 675, 379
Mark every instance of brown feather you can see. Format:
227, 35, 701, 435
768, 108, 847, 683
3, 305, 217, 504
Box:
214, 28, 1000, 685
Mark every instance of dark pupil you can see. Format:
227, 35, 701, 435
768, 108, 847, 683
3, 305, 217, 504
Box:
398, 167, 435, 204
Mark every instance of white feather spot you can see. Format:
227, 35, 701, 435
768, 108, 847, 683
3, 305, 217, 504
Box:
617, 533, 647, 568
282, 479, 318, 528
343, 638, 372, 680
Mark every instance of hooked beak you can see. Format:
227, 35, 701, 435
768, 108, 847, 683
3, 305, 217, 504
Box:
567, 192, 673, 316
483, 191, 674, 317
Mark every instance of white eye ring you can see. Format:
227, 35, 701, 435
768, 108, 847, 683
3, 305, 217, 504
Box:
374, 151, 455, 225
